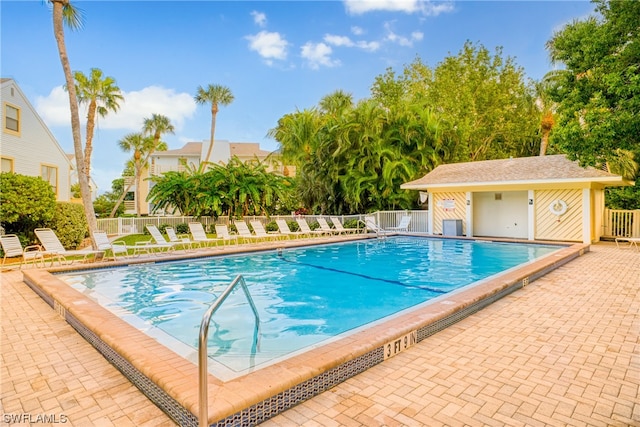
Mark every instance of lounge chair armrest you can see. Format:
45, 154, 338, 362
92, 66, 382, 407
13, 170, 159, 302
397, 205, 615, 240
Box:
23, 244, 43, 253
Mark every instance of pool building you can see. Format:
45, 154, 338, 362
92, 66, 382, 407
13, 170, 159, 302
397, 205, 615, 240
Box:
401, 155, 633, 244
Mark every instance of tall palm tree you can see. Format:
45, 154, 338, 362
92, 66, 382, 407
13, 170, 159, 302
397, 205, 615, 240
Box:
48, 0, 99, 247
143, 113, 175, 149
194, 84, 234, 165
73, 67, 124, 178
535, 71, 562, 156
110, 133, 163, 217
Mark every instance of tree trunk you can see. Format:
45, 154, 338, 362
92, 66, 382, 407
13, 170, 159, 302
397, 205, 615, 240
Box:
84, 100, 97, 177
539, 130, 549, 156
52, 0, 98, 248
203, 105, 218, 164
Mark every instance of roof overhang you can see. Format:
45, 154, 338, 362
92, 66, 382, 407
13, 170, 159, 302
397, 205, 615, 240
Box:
400, 177, 634, 192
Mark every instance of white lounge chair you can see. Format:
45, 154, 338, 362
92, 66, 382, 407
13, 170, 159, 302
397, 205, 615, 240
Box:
276, 219, 305, 239
214, 224, 238, 246
363, 216, 392, 237
316, 217, 341, 235
94, 230, 130, 261
189, 222, 222, 247
296, 218, 326, 237
615, 236, 640, 251
387, 215, 412, 232
249, 220, 281, 241
34, 228, 104, 264
235, 221, 268, 243
329, 217, 360, 234
165, 227, 195, 251
0, 234, 46, 268
144, 225, 180, 252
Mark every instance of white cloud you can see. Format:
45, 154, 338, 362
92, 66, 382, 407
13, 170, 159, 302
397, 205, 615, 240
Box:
351, 26, 364, 36
246, 31, 289, 64
301, 42, 341, 70
35, 85, 196, 132
343, 0, 454, 16
250, 10, 267, 27
384, 22, 424, 47
324, 34, 381, 52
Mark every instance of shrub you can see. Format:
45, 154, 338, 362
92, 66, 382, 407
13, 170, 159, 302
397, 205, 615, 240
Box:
46, 202, 88, 249
175, 223, 190, 234
343, 219, 360, 229
0, 172, 56, 238
265, 221, 278, 232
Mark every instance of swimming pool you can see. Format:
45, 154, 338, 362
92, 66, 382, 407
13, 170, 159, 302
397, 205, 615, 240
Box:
57, 237, 560, 377
24, 235, 586, 426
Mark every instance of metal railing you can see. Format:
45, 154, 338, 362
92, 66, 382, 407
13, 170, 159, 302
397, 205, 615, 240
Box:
198, 275, 260, 427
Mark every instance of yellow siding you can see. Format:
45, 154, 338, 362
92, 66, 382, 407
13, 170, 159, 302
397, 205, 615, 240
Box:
432, 192, 467, 235
535, 189, 582, 241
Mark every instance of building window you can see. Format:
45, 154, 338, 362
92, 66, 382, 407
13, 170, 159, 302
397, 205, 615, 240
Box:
4, 103, 20, 135
1, 157, 14, 172
41, 165, 58, 196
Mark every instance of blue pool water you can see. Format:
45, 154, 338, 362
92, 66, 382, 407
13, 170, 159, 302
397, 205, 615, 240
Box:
58, 237, 560, 374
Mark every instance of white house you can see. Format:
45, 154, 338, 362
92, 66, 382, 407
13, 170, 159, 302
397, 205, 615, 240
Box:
1, 78, 75, 201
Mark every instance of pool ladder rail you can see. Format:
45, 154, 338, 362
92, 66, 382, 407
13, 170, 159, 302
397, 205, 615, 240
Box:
198, 274, 261, 427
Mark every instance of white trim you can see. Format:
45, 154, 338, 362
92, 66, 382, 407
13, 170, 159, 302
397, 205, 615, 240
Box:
582, 189, 591, 244
528, 190, 535, 241
465, 191, 472, 237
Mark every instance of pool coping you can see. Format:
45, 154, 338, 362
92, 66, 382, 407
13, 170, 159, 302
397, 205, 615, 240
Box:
21, 235, 589, 426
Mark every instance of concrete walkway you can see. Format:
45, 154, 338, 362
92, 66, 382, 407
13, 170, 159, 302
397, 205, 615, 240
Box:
2, 242, 638, 426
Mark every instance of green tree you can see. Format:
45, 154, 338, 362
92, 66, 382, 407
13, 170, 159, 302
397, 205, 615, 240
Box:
424, 42, 539, 161
110, 133, 167, 217
194, 84, 235, 164
93, 177, 125, 217
47, 0, 99, 247
143, 113, 175, 152
546, 0, 640, 173
0, 173, 57, 237
72, 67, 124, 178
546, 0, 639, 208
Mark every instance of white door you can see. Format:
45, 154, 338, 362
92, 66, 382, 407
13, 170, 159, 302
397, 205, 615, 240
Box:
473, 191, 528, 238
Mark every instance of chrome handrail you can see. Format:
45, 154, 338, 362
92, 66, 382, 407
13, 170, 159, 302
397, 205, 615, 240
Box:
198, 274, 260, 427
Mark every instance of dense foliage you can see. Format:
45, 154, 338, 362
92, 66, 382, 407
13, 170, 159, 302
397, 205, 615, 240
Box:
546, 0, 640, 207
46, 202, 88, 249
270, 42, 540, 214
147, 157, 295, 218
0, 173, 56, 238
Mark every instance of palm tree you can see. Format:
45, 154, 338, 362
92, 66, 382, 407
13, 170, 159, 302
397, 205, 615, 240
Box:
110, 133, 160, 217
48, 0, 99, 247
194, 84, 234, 165
535, 71, 563, 156
73, 67, 124, 178
143, 113, 175, 150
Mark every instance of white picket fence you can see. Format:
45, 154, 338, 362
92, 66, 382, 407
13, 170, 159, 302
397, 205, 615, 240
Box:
602, 209, 640, 238
96, 210, 431, 236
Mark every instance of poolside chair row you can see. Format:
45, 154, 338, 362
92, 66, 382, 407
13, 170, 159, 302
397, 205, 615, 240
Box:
1, 228, 106, 269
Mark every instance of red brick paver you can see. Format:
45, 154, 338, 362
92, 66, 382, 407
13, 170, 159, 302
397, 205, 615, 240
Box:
1, 243, 638, 426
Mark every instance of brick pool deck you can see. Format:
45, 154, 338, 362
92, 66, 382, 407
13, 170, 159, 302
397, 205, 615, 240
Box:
1, 242, 638, 426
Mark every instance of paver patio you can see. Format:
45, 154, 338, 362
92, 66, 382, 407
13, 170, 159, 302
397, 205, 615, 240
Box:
1, 242, 638, 426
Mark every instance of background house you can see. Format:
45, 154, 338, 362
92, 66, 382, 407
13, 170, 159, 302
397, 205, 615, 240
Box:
402, 155, 633, 244
1, 78, 77, 201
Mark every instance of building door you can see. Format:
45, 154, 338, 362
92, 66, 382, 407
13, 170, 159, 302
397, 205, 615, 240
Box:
473, 191, 528, 238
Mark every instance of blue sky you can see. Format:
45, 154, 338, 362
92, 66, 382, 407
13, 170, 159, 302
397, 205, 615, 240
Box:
1, 0, 595, 193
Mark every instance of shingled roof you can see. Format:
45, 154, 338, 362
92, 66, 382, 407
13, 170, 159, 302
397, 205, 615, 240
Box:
402, 155, 631, 190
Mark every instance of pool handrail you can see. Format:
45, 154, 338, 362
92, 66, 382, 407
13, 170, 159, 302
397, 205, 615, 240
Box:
198, 274, 261, 427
